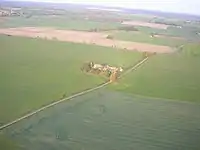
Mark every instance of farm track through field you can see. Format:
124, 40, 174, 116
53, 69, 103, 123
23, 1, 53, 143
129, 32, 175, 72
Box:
0, 57, 149, 131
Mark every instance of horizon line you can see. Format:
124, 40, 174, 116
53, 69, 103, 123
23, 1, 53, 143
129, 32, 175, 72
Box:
1, 0, 200, 17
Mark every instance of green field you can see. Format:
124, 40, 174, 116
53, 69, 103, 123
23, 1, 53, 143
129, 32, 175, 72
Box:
110, 44, 200, 102
1, 5, 200, 150
1, 16, 122, 30
136, 26, 200, 42
2, 15, 199, 45
0, 35, 141, 124
1, 36, 200, 150
111, 31, 185, 47
1, 90, 200, 150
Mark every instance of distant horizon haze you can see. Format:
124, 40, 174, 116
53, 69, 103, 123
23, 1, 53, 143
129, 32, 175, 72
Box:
2, 0, 200, 15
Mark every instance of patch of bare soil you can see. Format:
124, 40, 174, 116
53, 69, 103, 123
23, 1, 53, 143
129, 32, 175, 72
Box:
0, 27, 173, 53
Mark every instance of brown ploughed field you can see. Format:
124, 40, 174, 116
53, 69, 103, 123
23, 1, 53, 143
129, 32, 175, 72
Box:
0, 27, 173, 53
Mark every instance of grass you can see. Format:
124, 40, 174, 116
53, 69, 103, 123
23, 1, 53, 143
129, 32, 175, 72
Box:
0, 134, 19, 150
0, 14, 200, 150
136, 26, 200, 41
2, 90, 200, 150
0, 35, 141, 124
181, 43, 200, 56
111, 31, 186, 47
0, 16, 122, 30
124, 13, 155, 22
110, 44, 200, 102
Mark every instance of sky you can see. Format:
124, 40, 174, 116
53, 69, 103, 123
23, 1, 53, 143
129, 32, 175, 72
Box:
6, 0, 200, 15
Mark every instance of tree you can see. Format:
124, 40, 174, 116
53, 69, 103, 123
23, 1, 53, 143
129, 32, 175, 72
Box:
81, 62, 91, 72
106, 35, 114, 40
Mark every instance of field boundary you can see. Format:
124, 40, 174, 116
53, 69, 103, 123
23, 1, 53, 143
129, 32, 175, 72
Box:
122, 92, 200, 105
0, 28, 172, 53
0, 57, 149, 131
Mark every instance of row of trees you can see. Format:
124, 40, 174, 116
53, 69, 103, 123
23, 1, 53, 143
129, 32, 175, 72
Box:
89, 26, 139, 33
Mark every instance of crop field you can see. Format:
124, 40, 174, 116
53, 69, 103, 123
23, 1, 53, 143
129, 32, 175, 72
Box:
0, 27, 173, 53
0, 35, 142, 124
0, 16, 122, 30
110, 45, 200, 102
122, 21, 169, 29
110, 31, 186, 47
1, 90, 200, 150
136, 26, 200, 42
128, 14, 156, 21
1, 3, 200, 150
1, 13, 199, 44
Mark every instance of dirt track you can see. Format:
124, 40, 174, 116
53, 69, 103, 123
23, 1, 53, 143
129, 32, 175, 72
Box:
0, 27, 173, 53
